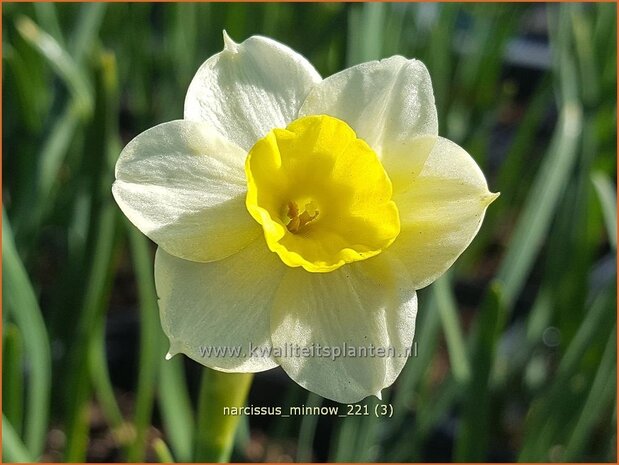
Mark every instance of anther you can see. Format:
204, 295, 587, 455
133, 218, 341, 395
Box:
286, 200, 319, 233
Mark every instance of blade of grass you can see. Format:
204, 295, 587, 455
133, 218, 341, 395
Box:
2, 43, 47, 133
64, 50, 122, 462
330, 416, 361, 461
126, 225, 163, 461
496, 96, 582, 310
334, 397, 384, 462
33, 3, 65, 47
158, 357, 195, 462
85, 47, 146, 461
388, 290, 442, 434
497, 4, 583, 311
234, 415, 251, 458
424, 4, 458, 121
296, 392, 323, 461
68, 3, 107, 63
3, 415, 34, 463
260, 3, 284, 38
414, 377, 459, 452
223, 3, 250, 42
382, 4, 408, 56
13, 4, 107, 246
447, 6, 520, 143
88, 311, 130, 450
391, 376, 460, 461
554, 289, 615, 385
3, 7, 53, 135
454, 283, 506, 461
346, 3, 385, 66
3, 323, 25, 436
33, 108, 81, 217
563, 326, 616, 460
15, 15, 92, 116
569, 3, 600, 106
383, 291, 443, 461
593, 4, 617, 97
63, 202, 120, 462
169, 2, 199, 87
492, 288, 553, 388
86, 254, 146, 455
591, 172, 617, 250
549, 123, 599, 341
354, 399, 382, 461
153, 438, 175, 463
433, 275, 471, 385
607, 397, 618, 461
466, 76, 553, 265
497, 77, 553, 204
2, 212, 51, 459
518, 283, 615, 460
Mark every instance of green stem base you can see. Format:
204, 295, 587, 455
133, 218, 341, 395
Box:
194, 369, 254, 462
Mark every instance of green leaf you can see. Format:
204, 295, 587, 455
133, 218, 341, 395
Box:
33, 3, 65, 47
16, 15, 93, 116
346, 3, 386, 65
153, 438, 175, 463
563, 327, 616, 460
69, 3, 108, 63
591, 172, 617, 250
518, 284, 615, 460
2, 212, 51, 459
496, 91, 583, 310
159, 357, 195, 462
126, 225, 164, 461
3, 415, 34, 463
296, 392, 323, 461
3, 323, 24, 436
454, 283, 506, 461
194, 370, 254, 462
433, 275, 471, 385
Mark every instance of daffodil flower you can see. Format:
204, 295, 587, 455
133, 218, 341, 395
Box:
113, 32, 498, 403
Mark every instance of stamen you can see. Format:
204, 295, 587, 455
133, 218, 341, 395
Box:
286, 200, 319, 233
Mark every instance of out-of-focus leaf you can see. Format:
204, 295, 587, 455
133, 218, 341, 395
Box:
346, 3, 386, 65
3, 323, 25, 435
591, 172, 617, 250
563, 327, 616, 460
159, 357, 195, 462
2, 212, 51, 459
455, 283, 505, 461
3, 415, 34, 463
433, 275, 471, 385
16, 15, 93, 116
496, 56, 583, 309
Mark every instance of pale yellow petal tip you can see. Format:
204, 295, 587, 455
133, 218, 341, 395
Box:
222, 30, 239, 53
484, 191, 500, 206
375, 390, 383, 401
166, 340, 183, 360
165, 344, 180, 360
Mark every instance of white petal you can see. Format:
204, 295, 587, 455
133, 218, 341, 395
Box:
113, 120, 260, 263
155, 239, 285, 372
388, 137, 498, 289
385, 135, 438, 193
184, 32, 322, 151
270, 255, 417, 403
299, 56, 438, 177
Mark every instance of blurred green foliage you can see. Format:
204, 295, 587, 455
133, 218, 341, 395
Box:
2, 2, 617, 463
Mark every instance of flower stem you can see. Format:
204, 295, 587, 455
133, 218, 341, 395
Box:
194, 369, 254, 462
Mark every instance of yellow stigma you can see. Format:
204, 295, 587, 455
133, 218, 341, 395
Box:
245, 115, 400, 273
